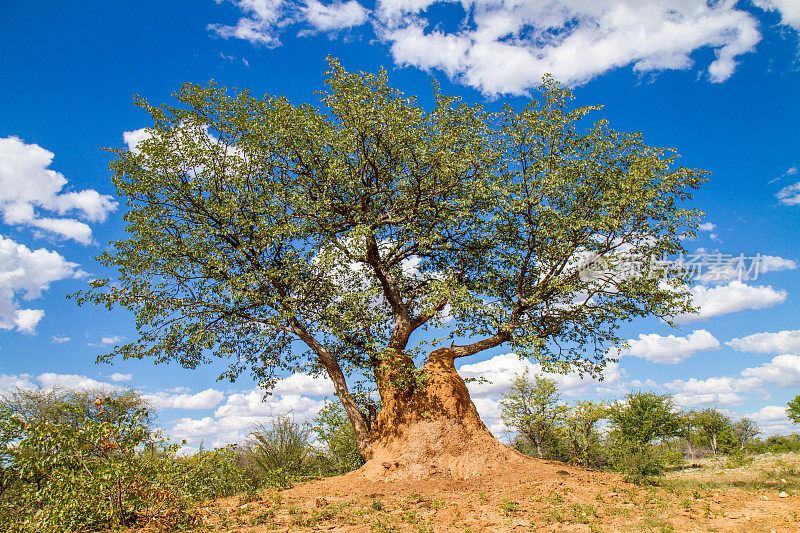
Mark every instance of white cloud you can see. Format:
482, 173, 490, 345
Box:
122, 128, 152, 156
666, 354, 800, 406
776, 181, 800, 205
617, 329, 719, 364
753, 0, 800, 31
109, 373, 133, 382
144, 388, 226, 410
677, 281, 786, 322
727, 329, 800, 354
209, 0, 370, 46
100, 335, 126, 346
208, 0, 296, 47
167, 388, 326, 448
743, 404, 795, 435
740, 354, 800, 389
758, 255, 798, 274
698, 222, 716, 232
692, 254, 796, 284
51, 335, 71, 343
0, 136, 117, 243
272, 372, 334, 396
36, 372, 119, 391
0, 373, 36, 393
457, 352, 624, 399
379, 0, 763, 95
303, 0, 369, 32
748, 404, 790, 423
666, 376, 755, 406
208, 1, 790, 95
0, 235, 81, 333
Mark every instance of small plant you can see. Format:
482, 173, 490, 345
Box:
500, 499, 518, 515
371, 500, 385, 511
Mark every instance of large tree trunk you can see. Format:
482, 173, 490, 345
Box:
357, 348, 526, 481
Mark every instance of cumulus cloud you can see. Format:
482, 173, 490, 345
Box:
122, 128, 152, 156
691, 254, 796, 284
303, 0, 369, 32
0, 136, 117, 243
744, 404, 795, 435
0, 373, 37, 392
698, 222, 716, 232
666, 376, 753, 407
101, 335, 126, 346
616, 329, 719, 364
272, 372, 335, 396
51, 335, 71, 343
727, 329, 800, 354
384, 1, 764, 94
0, 235, 82, 333
109, 373, 133, 382
168, 389, 326, 448
205, 1, 800, 95
209, 0, 369, 47
753, 0, 800, 31
666, 353, 800, 406
144, 388, 226, 410
677, 281, 786, 322
37, 372, 120, 391
457, 352, 624, 399
740, 354, 800, 389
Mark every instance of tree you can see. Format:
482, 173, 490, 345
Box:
312, 400, 365, 474
607, 392, 680, 481
676, 410, 700, 460
500, 370, 567, 458
607, 392, 680, 447
788, 394, 800, 425
79, 59, 704, 478
732, 418, 760, 451
561, 401, 606, 467
693, 408, 734, 455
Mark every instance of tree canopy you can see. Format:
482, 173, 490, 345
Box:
79, 59, 704, 453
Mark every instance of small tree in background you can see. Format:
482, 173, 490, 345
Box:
561, 401, 606, 467
312, 400, 365, 474
607, 391, 680, 481
677, 410, 700, 460
732, 418, 760, 451
607, 392, 680, 447
500, 370, 567, 459
693, 408, 735, 455
788, 394, 800, 425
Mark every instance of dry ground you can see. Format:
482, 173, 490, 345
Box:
190, 453, 800, 533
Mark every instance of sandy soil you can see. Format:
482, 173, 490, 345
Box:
193, 453, 800, 532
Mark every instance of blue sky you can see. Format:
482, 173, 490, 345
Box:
1, 0, 799, 449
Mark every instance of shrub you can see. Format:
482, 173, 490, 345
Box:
239, 416, 321, 488
0, 388, 250, 532
609, 442, 674, 484
312, 400, 364, 475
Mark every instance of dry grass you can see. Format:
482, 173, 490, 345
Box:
175, 452, 800, 532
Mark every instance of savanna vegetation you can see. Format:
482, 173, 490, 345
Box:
0, 388, 361, 532
500, 371, 800, 485
6, 61, 797, 531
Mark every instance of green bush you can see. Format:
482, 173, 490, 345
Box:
610, 443, 671, 484
0, 388, 251, 532
239, 416, 322, 489
312, 400, 364, 475
751, 434, 800, 454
